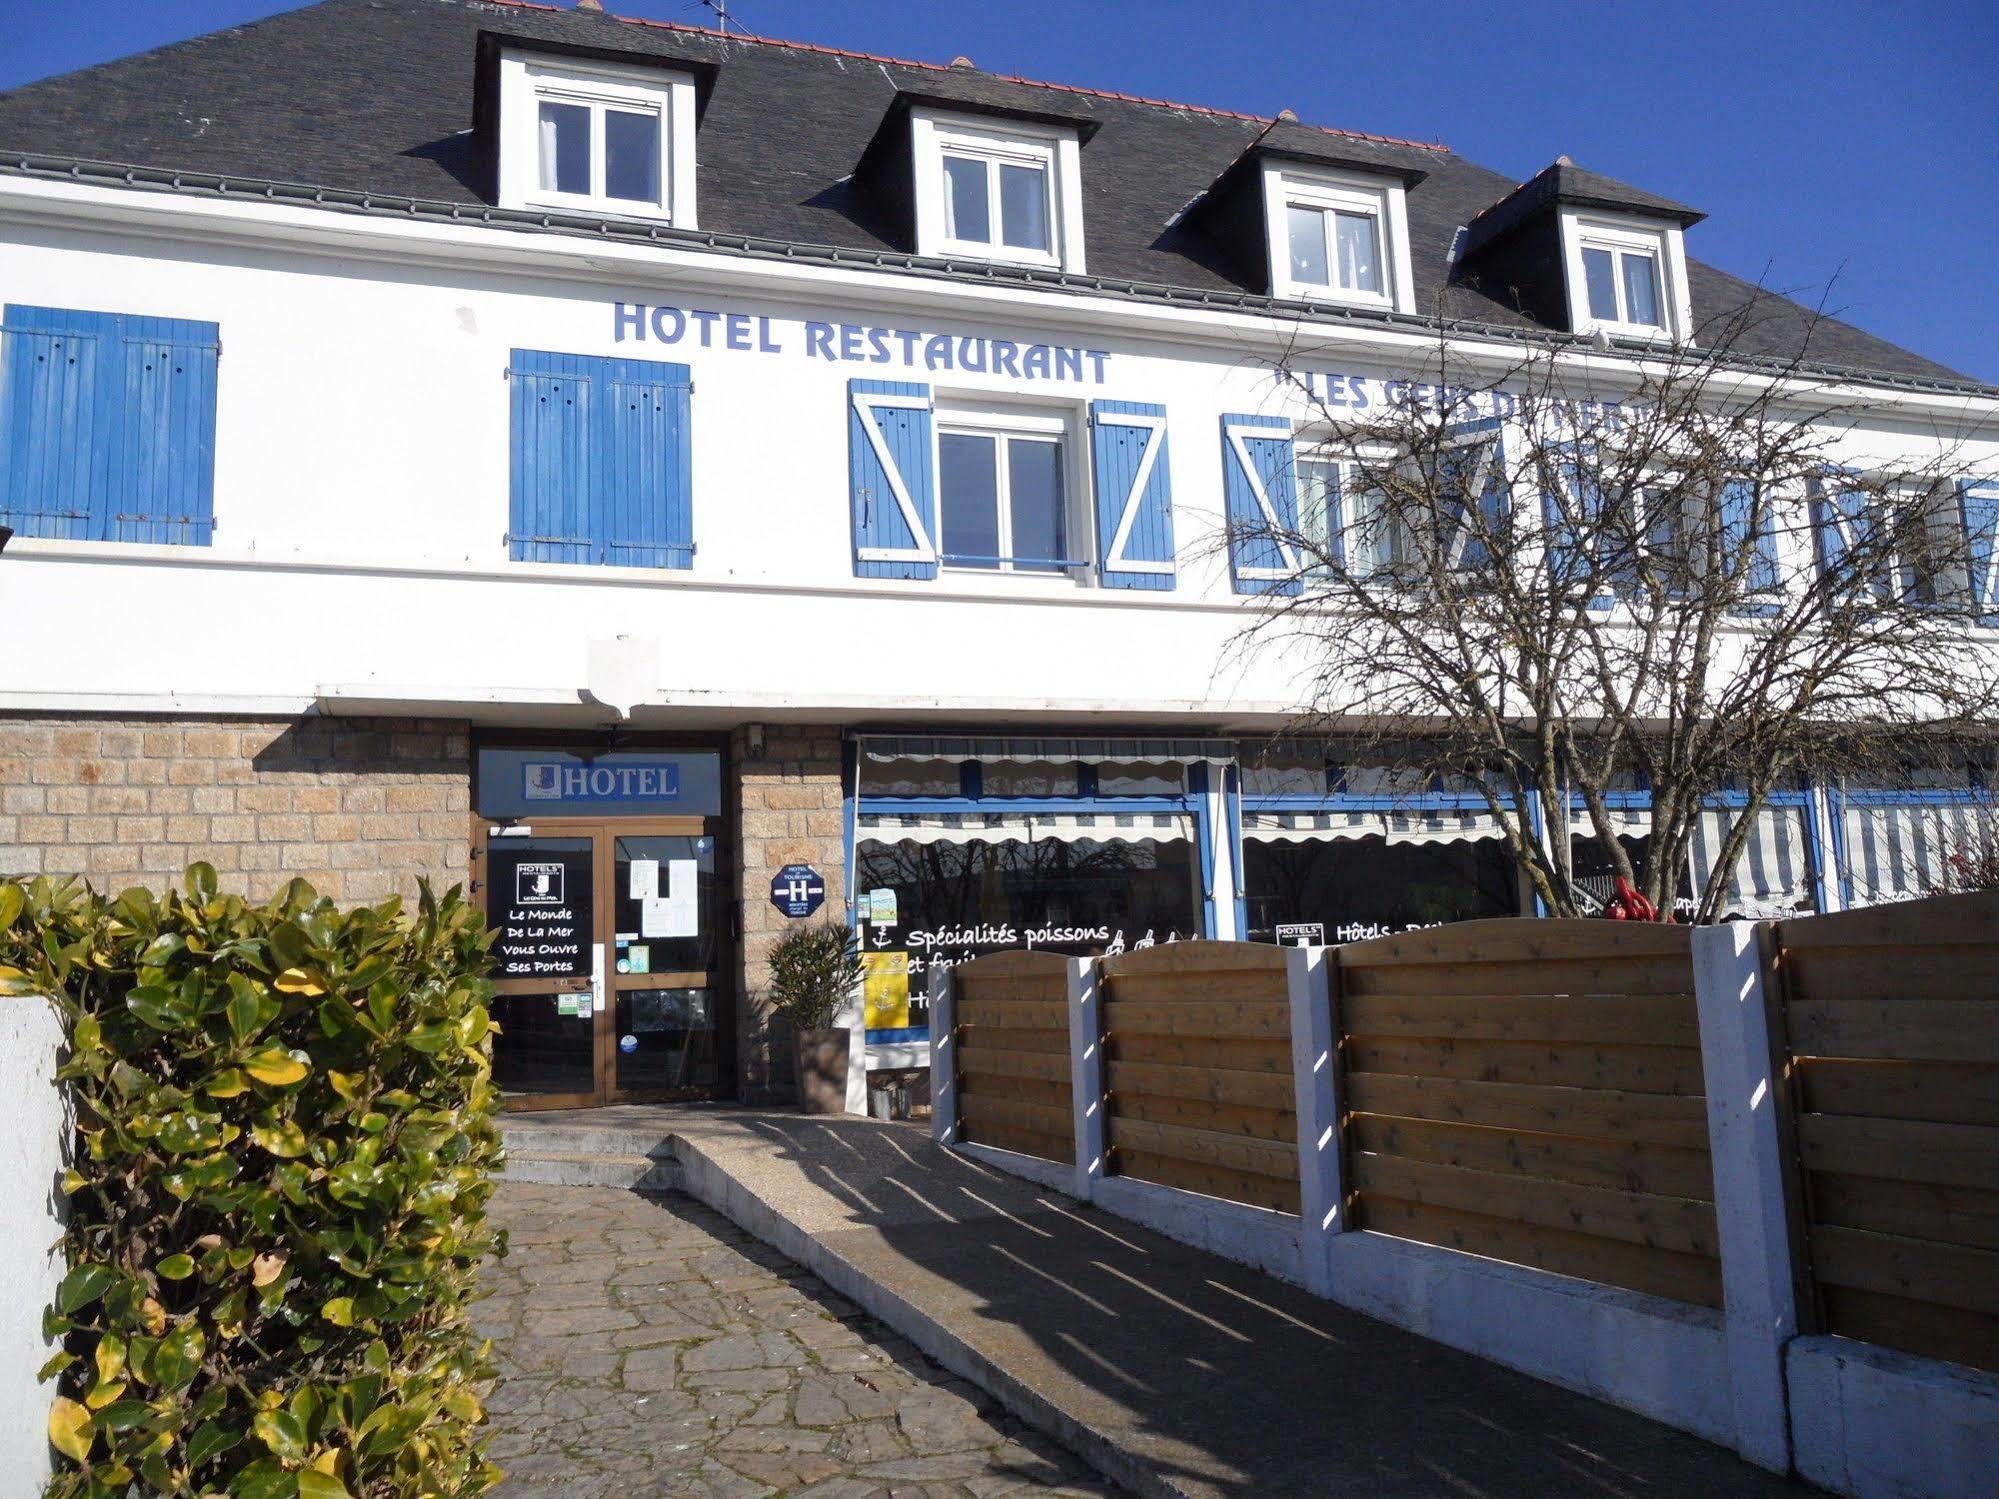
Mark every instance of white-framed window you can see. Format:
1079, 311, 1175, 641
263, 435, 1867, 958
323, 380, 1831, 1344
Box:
911, 110, 1086, 273
1561, 213, 1691, 341
1295, 443, 1411, 581
497, 51, 698, 226
934, 403, 1090, 577
1263, 165, 1415, 312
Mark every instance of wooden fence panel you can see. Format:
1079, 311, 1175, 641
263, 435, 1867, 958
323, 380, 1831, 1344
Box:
1775, 890, 1999, 1373
1100, 941, 1299, 1214
1337, 918, 1721, 1308
950, 951, 1074, 1166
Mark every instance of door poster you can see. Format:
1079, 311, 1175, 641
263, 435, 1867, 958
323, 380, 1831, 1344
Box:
861, 951, 910, 1031
486, 843, 593, 980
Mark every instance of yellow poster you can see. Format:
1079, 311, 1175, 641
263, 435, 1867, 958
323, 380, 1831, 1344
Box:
862, 950, 910, 1030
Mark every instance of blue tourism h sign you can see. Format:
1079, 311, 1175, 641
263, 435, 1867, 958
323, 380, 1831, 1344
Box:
769, 864, 826, 919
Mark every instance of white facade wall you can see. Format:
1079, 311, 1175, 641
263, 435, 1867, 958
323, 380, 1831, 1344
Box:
1, 176, 1994, 727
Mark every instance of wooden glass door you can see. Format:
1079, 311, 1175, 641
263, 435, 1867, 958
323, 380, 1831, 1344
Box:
605, 820, 727, 1101
474, 815, 730, 1109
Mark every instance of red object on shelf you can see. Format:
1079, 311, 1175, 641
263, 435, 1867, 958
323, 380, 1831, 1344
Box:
1602, 875, 1661, 922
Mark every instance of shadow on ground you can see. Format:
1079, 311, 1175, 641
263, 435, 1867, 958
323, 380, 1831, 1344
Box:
664, 1107, 1809, 1499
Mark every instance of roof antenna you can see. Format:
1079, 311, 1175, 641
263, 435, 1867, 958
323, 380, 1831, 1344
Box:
691, 0, 746, 32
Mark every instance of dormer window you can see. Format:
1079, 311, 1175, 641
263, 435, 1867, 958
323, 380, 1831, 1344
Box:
1262, 164, 1415, 312
497, 51, 697, 225
1561, 213, 1691, 342
1582, 240, 1661, 329
1289, 199, 1382, 297
910, 110, 1085, 272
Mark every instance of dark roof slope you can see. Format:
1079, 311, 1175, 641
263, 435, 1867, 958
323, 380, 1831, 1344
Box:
0, 0, 1973, 388
1463, 158, 1705, 263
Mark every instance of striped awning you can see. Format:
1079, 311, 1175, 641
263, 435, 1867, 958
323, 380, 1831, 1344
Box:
1241, 807, 1507, 845
1690, 805, 1816, 919
856, 810, 1194, 846
858, 735, 1235, 766
1841, 802, 1995, 907
1566, 807, 1653, 840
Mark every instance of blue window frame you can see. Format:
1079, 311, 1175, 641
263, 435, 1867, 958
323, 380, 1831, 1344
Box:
508, 348, 693, 568
0, 304, 220, 545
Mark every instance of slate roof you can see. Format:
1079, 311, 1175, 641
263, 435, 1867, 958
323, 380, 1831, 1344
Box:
0, 0, 1977, 390
1463, 159, 1706, 261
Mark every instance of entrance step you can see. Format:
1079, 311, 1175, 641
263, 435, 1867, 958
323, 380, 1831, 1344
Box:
497, 1116, 684, 1193
500, 1148, 682, 1193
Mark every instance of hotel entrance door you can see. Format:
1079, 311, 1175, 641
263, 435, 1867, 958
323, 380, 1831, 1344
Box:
470, 745, 732, 1110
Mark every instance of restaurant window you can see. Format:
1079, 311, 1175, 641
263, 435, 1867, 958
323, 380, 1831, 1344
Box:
856, 828, 1201, 976
853, 745, 1209, 1042
1244, 834, 1519, 945
1241, 753, 1519, 943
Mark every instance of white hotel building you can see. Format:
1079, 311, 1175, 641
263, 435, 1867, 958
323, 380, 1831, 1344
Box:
0, 0, 1993, 1105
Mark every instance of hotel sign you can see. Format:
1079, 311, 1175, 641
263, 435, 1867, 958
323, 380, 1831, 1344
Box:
522, 758, 681, 808
614, 301, 1112, 384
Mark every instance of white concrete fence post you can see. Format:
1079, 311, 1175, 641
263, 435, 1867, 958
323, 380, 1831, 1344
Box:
1067, 957, 1107, 1202
1691, 921, 1802, 1476
927, 964, 957, 1146
1, 995, 67, 1498
1287, 944, 1345, 1296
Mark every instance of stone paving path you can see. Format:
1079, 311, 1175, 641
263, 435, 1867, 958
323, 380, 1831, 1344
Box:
474, 1182, 1120, 1498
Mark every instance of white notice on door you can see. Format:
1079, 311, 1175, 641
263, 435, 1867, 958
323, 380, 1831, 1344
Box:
664, 858, 699, 937
629, 858, 659, 902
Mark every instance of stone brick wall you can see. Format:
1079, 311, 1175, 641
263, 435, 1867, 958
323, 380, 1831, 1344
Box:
732, 724, 848, 1104
0, 715, 471, 904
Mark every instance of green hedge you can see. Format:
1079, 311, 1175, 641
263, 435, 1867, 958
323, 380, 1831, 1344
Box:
0, 867, 505, 1498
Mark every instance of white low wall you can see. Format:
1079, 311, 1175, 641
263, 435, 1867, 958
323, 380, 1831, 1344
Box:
959, 1133, 1732, 1446
1326, 1229, 1734, 1446
1788, 1335, 1999, 1499
0, 996, 67, 1497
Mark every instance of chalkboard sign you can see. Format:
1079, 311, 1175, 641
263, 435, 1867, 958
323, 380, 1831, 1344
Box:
486, 841, 593, 980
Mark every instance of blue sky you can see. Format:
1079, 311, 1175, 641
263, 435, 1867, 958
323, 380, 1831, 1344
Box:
1, 0, 1993, 381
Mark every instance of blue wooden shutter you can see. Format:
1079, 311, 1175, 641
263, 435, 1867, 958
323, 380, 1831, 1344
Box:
509, 349, 595, 564
1438, 416, 1507, 573
1220, 413, 1300, 596
1720, 477, 1780, 616
0, 304, 218, 545
0, 308, 102, 541
1958, 479, 1999, 626
111, 315, 220, 544
849, 379, 937, 580
509, 349, 693, 569
597, 356, 693, 569
1089, 400, 1175, 590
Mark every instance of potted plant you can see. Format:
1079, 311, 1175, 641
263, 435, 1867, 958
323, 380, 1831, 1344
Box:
765, 919, 862, 1114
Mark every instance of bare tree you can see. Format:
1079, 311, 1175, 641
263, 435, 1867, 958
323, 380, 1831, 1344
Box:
1224, 302, 1998, 920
